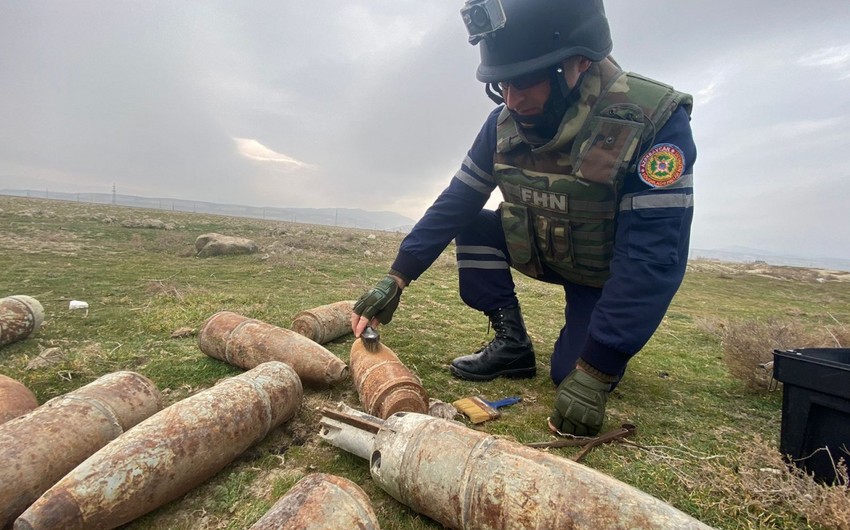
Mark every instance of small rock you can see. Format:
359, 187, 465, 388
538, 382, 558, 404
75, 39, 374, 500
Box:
170, 327, 196, 339
26, 347, 67, 370
194, 233, 259, 257
428, 398, 458, 420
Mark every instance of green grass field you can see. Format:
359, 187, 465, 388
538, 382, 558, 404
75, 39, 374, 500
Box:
2, 195, 848, 530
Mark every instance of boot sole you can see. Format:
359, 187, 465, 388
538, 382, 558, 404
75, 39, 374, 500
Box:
449, 365, 536, 382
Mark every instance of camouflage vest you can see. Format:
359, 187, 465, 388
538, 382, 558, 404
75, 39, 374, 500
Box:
495, 58, 693, 287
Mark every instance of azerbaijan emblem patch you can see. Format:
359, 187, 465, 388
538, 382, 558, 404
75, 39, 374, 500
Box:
638, 143, 685, 187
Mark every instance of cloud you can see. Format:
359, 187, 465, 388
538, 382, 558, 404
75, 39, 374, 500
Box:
696, 78, 722, 106
335, 5, 433, 61
798, 44, 850, 79
233, 138, 316, 170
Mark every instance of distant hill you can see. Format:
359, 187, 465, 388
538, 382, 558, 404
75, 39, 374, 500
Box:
6, 188, 848, 272
0, 189, 417, 233
691, 246, 850, 272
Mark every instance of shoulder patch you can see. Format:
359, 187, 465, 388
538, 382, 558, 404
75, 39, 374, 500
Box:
638, 143, 685, 187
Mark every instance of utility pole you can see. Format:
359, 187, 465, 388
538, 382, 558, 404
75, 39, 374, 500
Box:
112, 183, 116, 204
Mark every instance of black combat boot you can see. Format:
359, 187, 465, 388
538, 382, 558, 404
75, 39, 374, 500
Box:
450, 304, 536, 381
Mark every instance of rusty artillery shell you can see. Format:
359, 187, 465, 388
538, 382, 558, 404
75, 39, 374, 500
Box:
199, 311, 348, 386
0, 374, 38, 425
350, 337, 428, 419
249, 473, 380, 530
0, 296, 45, 348
364, 412, 715, 530
15, 361, 303, 530
0, 371, 162, 528
291, 300, 355, 344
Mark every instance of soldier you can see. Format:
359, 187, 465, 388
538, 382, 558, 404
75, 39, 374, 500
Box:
352, 0, 696, 437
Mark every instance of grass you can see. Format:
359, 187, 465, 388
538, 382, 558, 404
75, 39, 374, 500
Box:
1, 195, 849, 530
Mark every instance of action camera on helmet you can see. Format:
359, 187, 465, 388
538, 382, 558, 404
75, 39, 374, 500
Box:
461, 0, 507, 44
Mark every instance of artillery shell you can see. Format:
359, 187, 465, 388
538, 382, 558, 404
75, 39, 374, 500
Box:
249, 473, 380, 530
0, 296, 44, 348
0, 374, 38, 425
0, 371, 162, 528
367, 412, 714, 530
15, 361, 303, 530
291, 300, 355, 344
198, 311, 348, 386
349, 337, 428, 419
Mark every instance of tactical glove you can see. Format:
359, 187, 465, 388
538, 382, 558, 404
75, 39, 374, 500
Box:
549, 366, 612, 437
353, 275, 403, 325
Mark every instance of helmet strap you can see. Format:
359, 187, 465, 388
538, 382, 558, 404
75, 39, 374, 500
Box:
485, 82, 505, 105
547, 67, 586, 124
506, 67, 586, 141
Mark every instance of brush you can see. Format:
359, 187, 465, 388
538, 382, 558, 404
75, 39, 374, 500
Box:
361, 326, 380, 353
452, 396, 522, 424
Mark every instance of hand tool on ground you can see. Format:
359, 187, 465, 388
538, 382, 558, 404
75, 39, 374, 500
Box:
527, 423, 636, 463
453, 396, 522, 424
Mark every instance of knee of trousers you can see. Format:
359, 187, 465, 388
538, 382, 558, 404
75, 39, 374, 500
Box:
458, 267, 516, 312
455, 209, 506, 249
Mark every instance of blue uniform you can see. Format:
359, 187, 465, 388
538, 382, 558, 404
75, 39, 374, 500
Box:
391, 105, 696, 384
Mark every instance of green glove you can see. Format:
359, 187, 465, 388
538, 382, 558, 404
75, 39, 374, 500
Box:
353, 275, 402, 325
549, 368, 611, 437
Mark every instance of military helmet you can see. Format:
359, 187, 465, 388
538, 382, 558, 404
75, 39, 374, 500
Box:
462, 0, 613, 83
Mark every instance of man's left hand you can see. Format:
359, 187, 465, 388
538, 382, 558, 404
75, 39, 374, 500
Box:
548, 367, 611, 437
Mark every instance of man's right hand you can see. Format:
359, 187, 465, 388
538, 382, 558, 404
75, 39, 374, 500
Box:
351, 275, 404, 337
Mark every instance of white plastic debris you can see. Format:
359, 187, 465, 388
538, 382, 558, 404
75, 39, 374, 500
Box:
69, 300, 89, 316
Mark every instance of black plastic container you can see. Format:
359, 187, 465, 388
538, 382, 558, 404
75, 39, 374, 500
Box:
773, 348, 850, 483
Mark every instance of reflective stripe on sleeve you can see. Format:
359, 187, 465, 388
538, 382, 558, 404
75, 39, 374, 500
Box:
463, 155, 494, 184
454, 168, 496, 195
453, 155, 496, 195
620, 190, 694, 212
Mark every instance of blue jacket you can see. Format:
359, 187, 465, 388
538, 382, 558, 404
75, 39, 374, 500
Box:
391, 105, 696, 376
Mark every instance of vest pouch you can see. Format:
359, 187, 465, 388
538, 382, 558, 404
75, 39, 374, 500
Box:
499, 202, 544, 279
550, 220, 574, 265
572, 114, 644, 185
535, 216, 550, 254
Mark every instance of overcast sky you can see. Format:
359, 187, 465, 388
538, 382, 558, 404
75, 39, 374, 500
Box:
2, 1, 849, 259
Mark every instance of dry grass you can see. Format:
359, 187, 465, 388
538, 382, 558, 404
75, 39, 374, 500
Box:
721, 319, 850, 391
146, 280, 187, 301
700, 436, 850, 530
